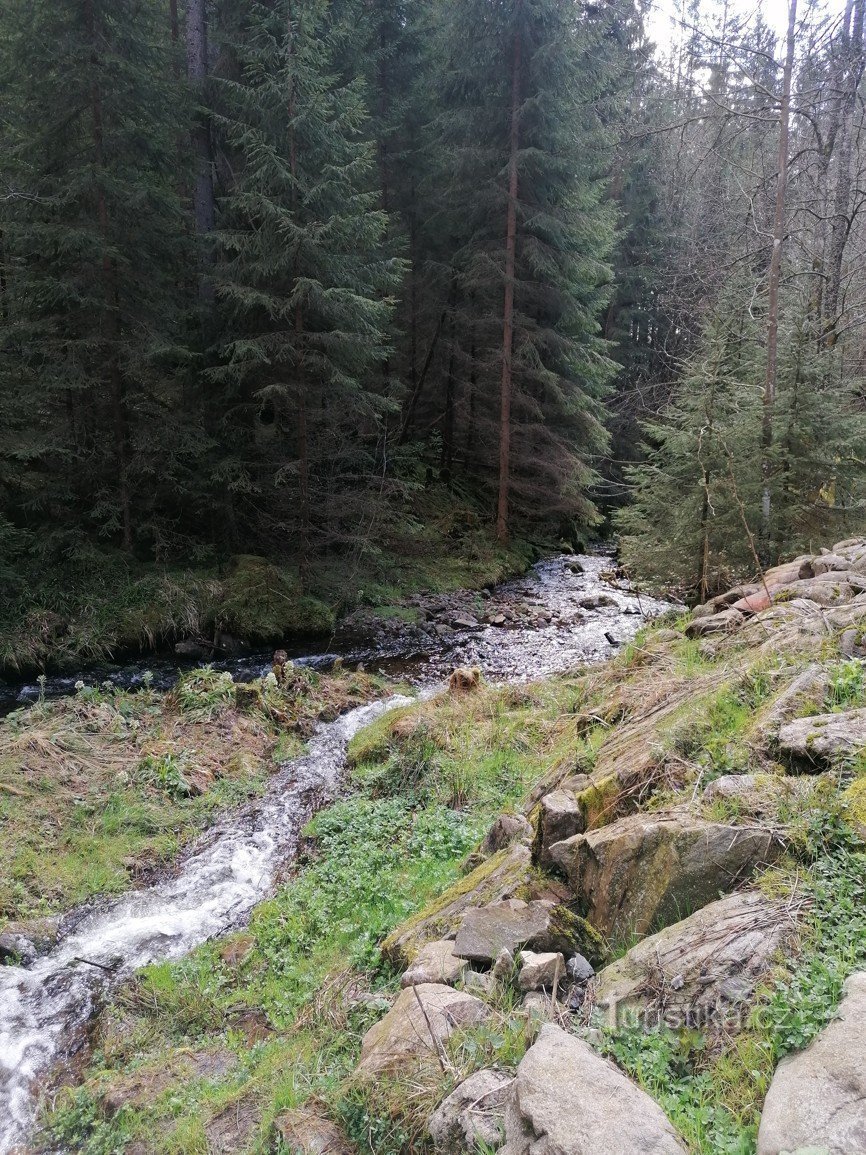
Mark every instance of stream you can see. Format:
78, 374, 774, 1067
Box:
0, 553, 671, 1153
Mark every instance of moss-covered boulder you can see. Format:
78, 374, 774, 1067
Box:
550, 812, 784, 945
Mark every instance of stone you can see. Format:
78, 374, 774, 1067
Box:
521, 991, 553, 1020
764, 558, 814, 587
566, 953, 595, 982
771, 577, 855, 607
810, 552, 851, 575
463, 970, 495, 995
452, 612, 480, 630
382, 843, 532, 966
498, 1023, 687, 1154
730, 591, 772, 614
428, 1069, 512, 1153
205, 1096, 259, 1153
357, 983, 490, 1076
752, 665, 830, 741
685, 608, 744, 638
535, 790, 585, 869
517, 951, 565, 992
481, 813, 534, 855
0, 933, 36, 966
401, 941, 469, 988
549, 812, 782, 943
276, 1108, 354, 1154
778, 708, 866, 768
576, 594, 619, 610
454, 899, 590, 963
592, 891, 793, 1029
492, 948, 515, 980
758, 971, 866, 1155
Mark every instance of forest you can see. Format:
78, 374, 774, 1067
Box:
1, 0, 866, 671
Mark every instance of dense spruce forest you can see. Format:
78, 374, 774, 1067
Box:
1, 0, 865, 671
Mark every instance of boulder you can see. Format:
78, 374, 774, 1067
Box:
730, 591, 771, 614
276, 1108, 354, 1154
811, 552, 851, 575
357, 983, 490, 1077
592, 891, 793, 1028
428, 1069, 512, 1153
752, 665, 830, 741
401, 941, 469, 988
535, 791, 585, 868
454, 899, 596, 964
382, 844, 532, 966
764, 558, 814, 587
498, 1024, 687, 1154
685, 608, 744, 638
778, 708, 866, 768
758, 971, 866, 1155
481, 814, 534, 855
517, 951, 565, 992
549, 812, 782, 943
566, 954, 595, 982
771, 577, 855, 606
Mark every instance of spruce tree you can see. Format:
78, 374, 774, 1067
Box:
210, 0, 401, 570
428, 0, 619, 542
0, 0, 189, 559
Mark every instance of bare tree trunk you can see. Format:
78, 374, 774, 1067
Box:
169, 0, 180, 75
496, 19, 522, 545
187, 0, 215, 299
760, 0, 797, 562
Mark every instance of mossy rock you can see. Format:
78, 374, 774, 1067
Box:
843, 777, 866, 839
575, 773, 623, 831
381, 843, 532, 967
217, 556, 335, 640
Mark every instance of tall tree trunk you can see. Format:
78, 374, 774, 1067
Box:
85, 0, 133, 551
187, 0, 215, 299
496, 19, 522, 545
760, 0, 797, 563
169, 0, 180, 75
823, 0, 865, 346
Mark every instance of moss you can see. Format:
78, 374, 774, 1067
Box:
547, 904, 607, 965
843, 776, 866, 832
576, 772, 623, 831
218, 555, 335, 639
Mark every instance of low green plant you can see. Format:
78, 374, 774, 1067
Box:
826, 658, 866, 710
136, 753, 191, 798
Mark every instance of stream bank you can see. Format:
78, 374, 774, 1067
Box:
0, 552, 668, 1153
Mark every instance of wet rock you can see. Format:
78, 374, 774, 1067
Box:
402, 940, 469, 988
276, 1108, 354, 1154
0, 934, 36, 966
428, 1069, 512, 1153
576, 594, 619, 610
452, 612, 480, 630
175, 637, 210, 658
481, 813, 533, 855
454, 899, 590, 963
550, 812, 782, 943
685, 608, 744, 638
592, 891, 792, 1028
778, 708, 866, 768
518, 950, 565, 991
0, 918, 58, 965
357, 983, 490, 1076
382, 844, 532, 967
535, 791, 585, 869
758, 971, 866, 1155
498, 1023, 687, 1154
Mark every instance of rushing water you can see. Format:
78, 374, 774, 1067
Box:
0, 553, 670, 1152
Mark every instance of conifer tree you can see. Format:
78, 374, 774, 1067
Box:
210, 0, 401, 568
0, 0, 189, 558
429, 0, 619, 542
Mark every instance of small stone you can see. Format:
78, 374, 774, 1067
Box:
566, 954, 595, 982
402, 941, 469, 988
463, 970, 494, 995
518, 950, 565, 992
492, 948, 515, 981
670, 974, 685, 991
428, 1069, 512, 1153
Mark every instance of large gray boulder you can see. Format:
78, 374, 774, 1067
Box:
757, 971, 866, 1154
751, 665, 830, 742
357, 983, 490, 1076
428, 1068, 512, 1153
592, 891, 793, 1028
778, 707, 866, 767
550, 812, 782, 943
497, 1023, 687, 1154
535, 790, 586, 868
